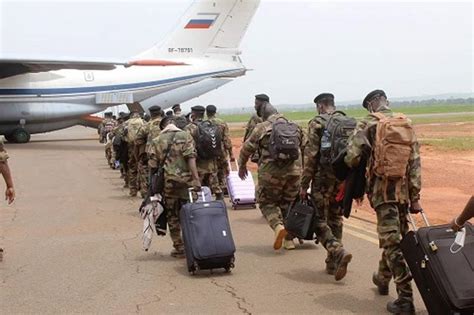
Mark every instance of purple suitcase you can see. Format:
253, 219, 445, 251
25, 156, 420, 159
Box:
226, 161, 256, 210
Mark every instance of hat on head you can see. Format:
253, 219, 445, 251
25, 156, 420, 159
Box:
159, 116, 173, 130
191, 105, 206, 113
165, 110, 173, 117
172, 104, 181, 110
206, 105, 217, 115
149, 105, 162, 115
104, 111, 113, 117
313, 93, 335, 104
363, 90, 386, 108
255, 94, 270, 102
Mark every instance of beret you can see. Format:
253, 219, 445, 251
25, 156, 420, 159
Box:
363, 90, 386, 108
206, 105, 217, 114
255, 94, 270, 102
313, 93, 335, 104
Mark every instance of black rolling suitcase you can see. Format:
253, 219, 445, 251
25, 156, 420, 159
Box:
401, 211, 474, 315
180, 188, 236, 275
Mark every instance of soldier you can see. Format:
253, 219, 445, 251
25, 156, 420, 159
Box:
206, 105, 234, 194
300, 93, 347, 274
112, 112, 129, 187
0, 139, 15, 261
345, 90, 422, 314
135, 106, 163, 198
172, 104, 182, 116
98, 111, 116, 143
124, 111, 145, 197
185, 105, 223, 200
148, 116, 201, 258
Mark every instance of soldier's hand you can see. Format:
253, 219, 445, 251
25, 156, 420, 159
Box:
193, 185, 202, 192
5, 187, 15, 204
299, 188, 307, 200
238, 167, 248, 180
451, 218, 464, 232
410, 201, 423, 214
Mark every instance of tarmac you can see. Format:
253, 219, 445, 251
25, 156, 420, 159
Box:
0, 127, 428, 314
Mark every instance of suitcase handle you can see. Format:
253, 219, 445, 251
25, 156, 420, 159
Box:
407, 209, 430, 232
188, 188, 206, 203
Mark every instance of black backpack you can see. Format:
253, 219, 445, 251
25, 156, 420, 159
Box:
269, 117, 300, 161
319, 111, 357, 167
195, 120, 223, 160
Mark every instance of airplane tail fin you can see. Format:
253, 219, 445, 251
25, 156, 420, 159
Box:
135, 0, 260, 60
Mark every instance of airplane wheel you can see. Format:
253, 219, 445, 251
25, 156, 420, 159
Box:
4, 133, 14, 143
10, 129, 31, 143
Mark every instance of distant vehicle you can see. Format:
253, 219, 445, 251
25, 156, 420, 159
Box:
0, 0, 260, 143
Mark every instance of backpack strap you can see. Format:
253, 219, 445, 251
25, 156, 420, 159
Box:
160, 133, 177, 167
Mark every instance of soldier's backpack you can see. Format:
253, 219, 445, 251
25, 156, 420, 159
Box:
195, 120, 223, 160
319, 111, 357, 168
370, 112, 416, 179
125, 117, 144, 143
269, 117, 300, 161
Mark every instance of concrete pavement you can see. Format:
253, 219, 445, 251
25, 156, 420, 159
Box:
0, 127, 428, 314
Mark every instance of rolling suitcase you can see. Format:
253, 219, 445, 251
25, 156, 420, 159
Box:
401, 211, 474, 315
226, 161, 256, 210
180, 188, 236, 275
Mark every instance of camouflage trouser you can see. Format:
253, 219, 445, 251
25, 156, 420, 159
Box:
199, 171, 222, 195
216, 158, 229, 192
105, 147, 113, 167
164, 197, 185, 251
128, 144, 138, 193
376, 203, 413, 302
311, 177, 343, 242
137, 160, 149, 197
257, 173, 300, 230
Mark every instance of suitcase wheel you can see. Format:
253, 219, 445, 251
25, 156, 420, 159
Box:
225, 263, 235, 273
189, 262, 200, 275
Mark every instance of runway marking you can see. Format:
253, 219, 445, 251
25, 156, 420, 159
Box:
344, 221, 379, 237
344, 226, 379, 245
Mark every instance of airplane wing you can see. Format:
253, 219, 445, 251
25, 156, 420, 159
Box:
0, 58, 128, 79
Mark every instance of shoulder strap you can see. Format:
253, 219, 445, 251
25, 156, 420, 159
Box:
332, 110, 347, 116
161, 133, 177, 165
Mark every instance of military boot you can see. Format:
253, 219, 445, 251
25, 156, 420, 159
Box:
170, 248, 185, 259
215, 193, 224, 201
372, 272, 389, 295
273, 224, 288, 250
129, 190, 138, 197
333, 248, 352, 281
325, 255, 336, 275
386, 298, 415, 315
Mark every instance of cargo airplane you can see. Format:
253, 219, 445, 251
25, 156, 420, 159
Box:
0, 0, 260, 143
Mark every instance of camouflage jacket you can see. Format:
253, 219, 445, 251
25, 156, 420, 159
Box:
243, 114, 263, 142
149, 124, 197, 199
208, 116, 233, 158
184, 120, 217, 173
344, 108, 422, 208
238, 113, 303, 176
301, 112, 344, 190
136, 117, 162, 157
0, 140, 9, 162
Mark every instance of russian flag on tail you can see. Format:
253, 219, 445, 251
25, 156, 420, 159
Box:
185, 13, 219, 29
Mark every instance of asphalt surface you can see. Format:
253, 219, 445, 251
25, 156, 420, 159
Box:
1, 127, 428, 314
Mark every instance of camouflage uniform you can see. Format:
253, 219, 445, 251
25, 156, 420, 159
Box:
112, 122, 129, 186
185, 120, 222, 196
135, 117, 162, 197
345, 107, 421, 303
301, 113, 345, 241
238, 113, 302, 229
149, 124, 197, 251
208, 116, 233, 192
125, 116, 145, 195
243, 114, 263, 163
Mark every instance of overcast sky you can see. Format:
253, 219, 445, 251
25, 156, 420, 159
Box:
0, 0, 472, 108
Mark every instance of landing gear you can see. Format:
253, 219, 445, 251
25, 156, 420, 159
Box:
6, 129, 31, 143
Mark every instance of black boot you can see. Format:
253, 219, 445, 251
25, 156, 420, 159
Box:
386, 298, 415, 315
333, 248, 352, 281
372, 272, 389, 295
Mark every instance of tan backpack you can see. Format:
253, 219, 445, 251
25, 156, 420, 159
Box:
371, 112, 415, 179
125, 117, 144, 143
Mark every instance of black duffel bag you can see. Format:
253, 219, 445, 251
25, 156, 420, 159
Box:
285, 196, 317, 240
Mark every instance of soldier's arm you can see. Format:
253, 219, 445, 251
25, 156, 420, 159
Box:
243, 116, 257, 142
135, 125, 148, 146
182, 133, 200, 186
407, 140, 422, 203
238, 125, 260, 169
344, 119, 371, 168
0, 144, 15, 204
222, 122, 234, 158
301, 120, 321, 190
148, 139, 161, 169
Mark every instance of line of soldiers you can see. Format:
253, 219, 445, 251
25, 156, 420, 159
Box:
100, 88, 422, 314
237, 91, 422, 314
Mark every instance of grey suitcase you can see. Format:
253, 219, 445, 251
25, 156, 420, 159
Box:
180, 188, 236, 275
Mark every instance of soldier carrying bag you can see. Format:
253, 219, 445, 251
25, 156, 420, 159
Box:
269, 117, 300, 161
149, 134, 176, 196
285, 196, 318, 241
194, 120, 223, 160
